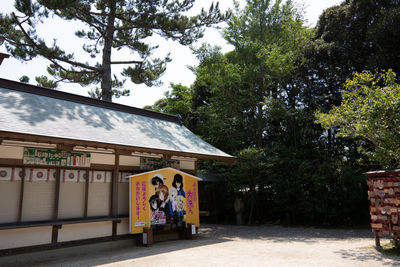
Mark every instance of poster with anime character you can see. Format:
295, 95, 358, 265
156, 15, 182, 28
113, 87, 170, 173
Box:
129, 168, 200, 234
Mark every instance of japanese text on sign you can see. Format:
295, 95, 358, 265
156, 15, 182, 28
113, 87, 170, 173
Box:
187, 190, 194, 214
142, 181, 147, 212
136, 181, 140, 221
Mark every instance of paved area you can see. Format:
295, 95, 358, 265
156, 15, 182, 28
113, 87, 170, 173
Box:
0, 224, 399, 267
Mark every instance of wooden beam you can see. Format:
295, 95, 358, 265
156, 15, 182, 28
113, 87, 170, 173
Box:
0, 131, 235, 163
56, 144, 74, 151
17, 167, 25, 223
91, 164, 115, 170
0, 217, 126, 230
0, 158, 23, 166
53, 169, 61, 221
118, 165, 140, 171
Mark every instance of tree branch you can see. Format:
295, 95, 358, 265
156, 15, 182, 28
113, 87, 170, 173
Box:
111, 60, 143, 65
12, 13, 101, 72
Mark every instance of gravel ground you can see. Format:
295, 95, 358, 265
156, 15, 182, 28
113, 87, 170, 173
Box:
0, 224, 399, 267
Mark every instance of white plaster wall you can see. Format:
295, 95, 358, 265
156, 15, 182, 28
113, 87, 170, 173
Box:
180, 160, 195, 170
0, 145, 23, 159
0, 181, 20, 223
117, 219, 130, 235
22, 181, 55, 221
0, 226, 52, 250
119, 155, 140, 166
90, 153, 115, 165
58, 221, 112, 242
58, 182, 85, 219
87, 183, 110, 217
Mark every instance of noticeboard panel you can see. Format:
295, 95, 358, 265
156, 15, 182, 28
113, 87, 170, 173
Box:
129, 168, 199, 234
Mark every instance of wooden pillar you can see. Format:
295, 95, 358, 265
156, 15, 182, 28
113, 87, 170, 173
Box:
53, 168, 61, 221
184, 223, 197, 240
111, 152, 120, 238
375, 231, 381, 249
17, 167, 26, 223
84, 169, 89, 218
51, 225, 62, 244
138, 227, 153, 247
111, 152, 119, 217
51, 169, 64, 245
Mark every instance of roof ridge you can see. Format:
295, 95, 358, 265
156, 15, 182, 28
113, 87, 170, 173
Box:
0, 77, 181, 124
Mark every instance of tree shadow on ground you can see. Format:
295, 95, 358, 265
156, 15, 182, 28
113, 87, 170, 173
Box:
200, 224, 373, 243
0, 232, 232, 267
1, 224, 399, 267
334, 247, 400, 266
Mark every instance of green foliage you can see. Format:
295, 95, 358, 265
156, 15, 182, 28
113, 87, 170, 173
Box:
149, 0, 400, 227
0, 0, 228, 101
19, 75, 29, 83
316, 70, 400, 168
145, 83, 194, 127
35, 75, 58, 89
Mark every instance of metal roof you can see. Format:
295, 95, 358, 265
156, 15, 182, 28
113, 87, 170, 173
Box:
0, 78, 233, 161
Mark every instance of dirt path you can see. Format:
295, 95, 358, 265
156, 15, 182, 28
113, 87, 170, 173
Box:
1, 224, 399, 267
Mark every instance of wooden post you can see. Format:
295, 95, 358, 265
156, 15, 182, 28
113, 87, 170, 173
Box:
53, 169, 61, 221
51, 225, 62, 244
84, 169, 89, 218
17, 167, 25, 223
375, 231, 382, 249
111, 152, 119, 217
185, 223, 197, 240
111, 152, 120, 239
138, 227, 153, 247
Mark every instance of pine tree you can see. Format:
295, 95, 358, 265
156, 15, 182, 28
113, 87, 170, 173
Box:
0, 0, 228, 101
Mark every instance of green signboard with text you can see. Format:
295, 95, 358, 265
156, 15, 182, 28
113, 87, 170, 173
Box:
23, 148, 91, 167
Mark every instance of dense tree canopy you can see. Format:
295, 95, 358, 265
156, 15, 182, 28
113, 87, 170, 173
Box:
149, 0, 399, 226
0, 0, 228, 101
316, 70, 400, 168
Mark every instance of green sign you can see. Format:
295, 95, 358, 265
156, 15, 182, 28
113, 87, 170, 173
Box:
23, 148, 91, 167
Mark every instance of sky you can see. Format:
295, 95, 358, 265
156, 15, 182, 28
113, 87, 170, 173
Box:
0, 0, 343, 108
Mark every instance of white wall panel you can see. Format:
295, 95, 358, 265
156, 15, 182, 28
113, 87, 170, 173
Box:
87, 183, 110, 217
0, 145, 23, 159
119, 155, 140, 166
22, 181, 55, 221
58, 222, 112, 242
0, 181, 20, 223
90, 153, 115, 165
0, 226, 52, 250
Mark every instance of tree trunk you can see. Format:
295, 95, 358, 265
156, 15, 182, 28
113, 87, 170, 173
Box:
256, 103, 263, 148
101, 2, 116, 102
248, 190, 255, 225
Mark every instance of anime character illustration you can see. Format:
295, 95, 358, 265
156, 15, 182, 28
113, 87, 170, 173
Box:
169, 174, 186, 224
149, 173, 170, 224
168, 187, 178, 215
156, 184, 170, 214
149, 194, 166, 224
151, 174, 164, 190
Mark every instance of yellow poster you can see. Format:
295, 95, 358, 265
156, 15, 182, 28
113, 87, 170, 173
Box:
130, 176, 150, 234
129, 168, 200, 234
184, 176, 200, 226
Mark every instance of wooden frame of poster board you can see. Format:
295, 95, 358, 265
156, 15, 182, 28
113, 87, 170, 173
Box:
128, 167, 200, 245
